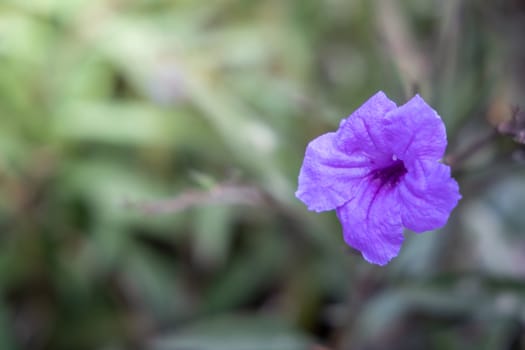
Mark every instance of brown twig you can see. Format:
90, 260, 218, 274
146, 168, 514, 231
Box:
444, 129, 499, 168
125, 183, 267, 214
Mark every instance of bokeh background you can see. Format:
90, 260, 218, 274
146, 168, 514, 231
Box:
1, 0, 525, 349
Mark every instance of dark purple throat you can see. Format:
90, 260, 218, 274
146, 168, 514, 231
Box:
369, 159, 407, 188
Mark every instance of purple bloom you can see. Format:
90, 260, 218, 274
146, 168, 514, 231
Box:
296, 91, 461, 265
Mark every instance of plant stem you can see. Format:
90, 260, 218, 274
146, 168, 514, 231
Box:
444, 129, 499, 168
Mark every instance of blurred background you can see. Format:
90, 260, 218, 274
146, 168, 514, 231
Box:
1, 0, 525, 349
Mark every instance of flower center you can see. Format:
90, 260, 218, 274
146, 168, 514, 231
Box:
370, 159, 407, 187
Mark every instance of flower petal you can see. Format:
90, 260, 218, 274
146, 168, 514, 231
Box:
336, 181, 404, 265
383, 95, 446, 165
296, 132, 371, 212
399, 160, 461, 232
336, 91, 397, 162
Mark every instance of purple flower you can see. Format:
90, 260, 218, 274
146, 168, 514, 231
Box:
296, 91, 461, 265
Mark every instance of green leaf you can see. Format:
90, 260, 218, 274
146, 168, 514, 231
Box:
150, 314, 311, 350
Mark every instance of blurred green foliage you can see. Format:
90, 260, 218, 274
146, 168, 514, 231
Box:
0, 0, 525, 349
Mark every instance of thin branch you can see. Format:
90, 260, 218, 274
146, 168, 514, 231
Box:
444, 129, 498, 168
125, 183, 266, 214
